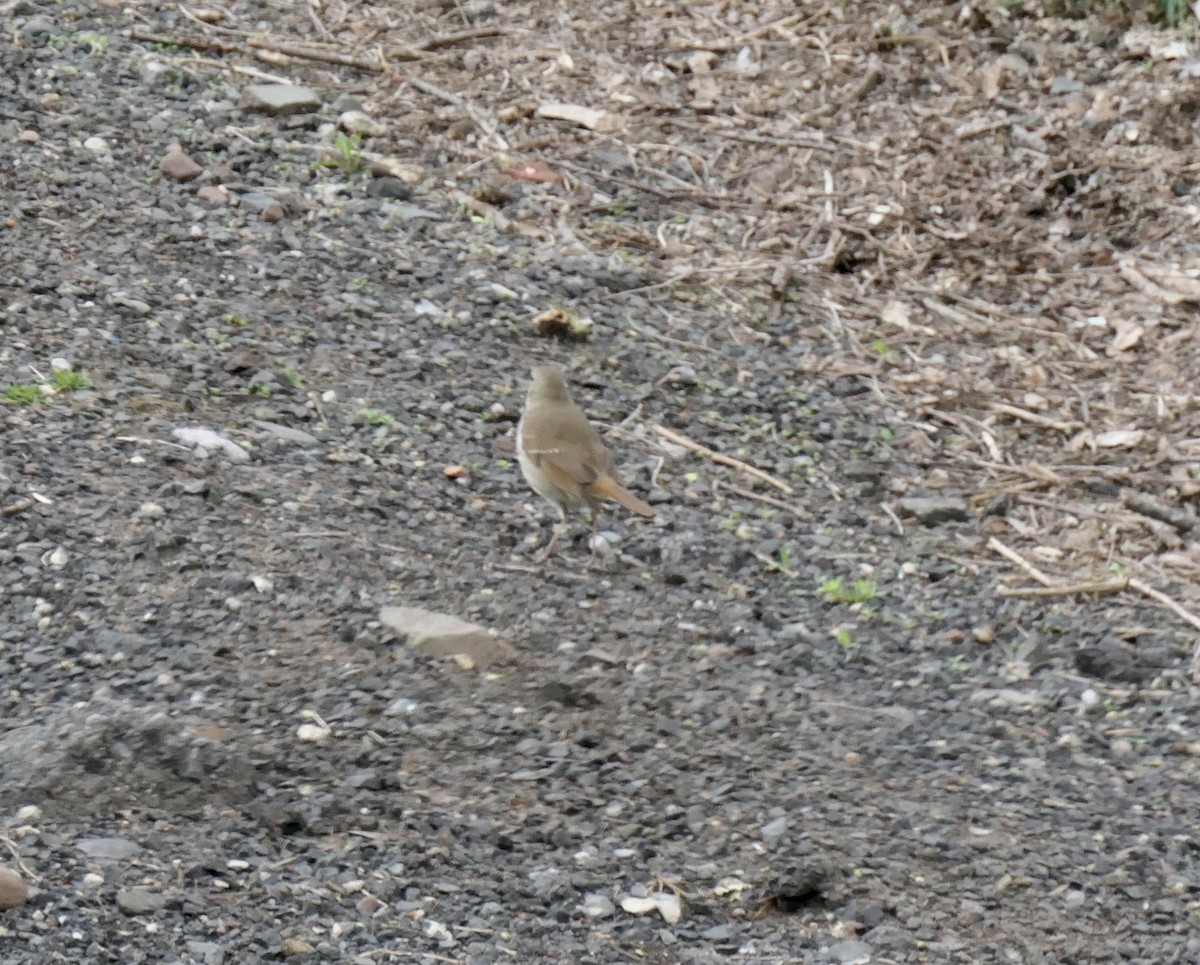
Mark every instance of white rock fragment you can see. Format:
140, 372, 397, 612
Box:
620, 895, 659, 916
424, 919, 454, 944
173, 427, 251, 464
656, 892, 682, 924
712, 876, 747, 896
14, 805, 41, 824
296, 724, 330, 743
582, 893, 615, 918
379, 605, 513, 668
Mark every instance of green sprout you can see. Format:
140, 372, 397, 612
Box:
330, 132, 363, 173
51, 368, 90, 391
4, 384, 41, 405
359, 408, 395, 427
820, 577, 877, 605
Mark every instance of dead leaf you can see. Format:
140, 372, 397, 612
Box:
1108, 320, 1144, 354
1119, 259, 1200, 305
981, 61, 1004, 100
1095, 429, 1145, 449
881, 299, 912, 330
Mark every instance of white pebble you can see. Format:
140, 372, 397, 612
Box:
296, 724, 330, 743
14, 805, 41, 824
620, 895, 658, 916
656, 892, 682, 924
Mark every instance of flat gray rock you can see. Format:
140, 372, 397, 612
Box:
239, 84, 321, 116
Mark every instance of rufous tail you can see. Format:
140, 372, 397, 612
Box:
590, 475, 655, 518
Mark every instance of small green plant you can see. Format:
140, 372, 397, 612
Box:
75, 32, 108, 53
220, 314, 248, 328
4, 383, 41, 405
778, 544, 793, 571
359, 408, 395, 427
820, 577, 878, 605
330, 132, 363, 173
834, 627, 853, 649
283, 367, 303, 389
51, 368, 89, 391
249, 383, 271, 398
949, 654, 971, 672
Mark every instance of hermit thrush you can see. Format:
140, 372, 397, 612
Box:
517, 366, 654, 559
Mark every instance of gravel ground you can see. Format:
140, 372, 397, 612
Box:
3, 3, 1200, 964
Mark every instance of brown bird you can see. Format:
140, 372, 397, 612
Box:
517, 366, 654, 560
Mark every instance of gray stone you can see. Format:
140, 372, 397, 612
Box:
77, 837, 143, 861
897, 496, 971, 525
761, 815, 788, 848
116, 886, 168, 915
582, 892, 615, 917
239, 84, 321, 116
186, 941, 225, 965
830, 939, 873, 964
160, 145, 203, 182
253, 421, 319, 445
379, 605, 514, 668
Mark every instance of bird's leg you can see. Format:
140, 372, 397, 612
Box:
537, 505, 569, 562
585, 511, 603, 569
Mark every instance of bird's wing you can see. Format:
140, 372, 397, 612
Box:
522, 410, 609, 486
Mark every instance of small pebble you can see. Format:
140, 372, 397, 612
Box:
14, 805, 42, 824
296, 724, 329, 742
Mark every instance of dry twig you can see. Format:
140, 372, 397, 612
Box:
989, 537, 1200, 681
722, 482, 808, 519
652, 424, 794, 495
992, 403, 1079, 434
